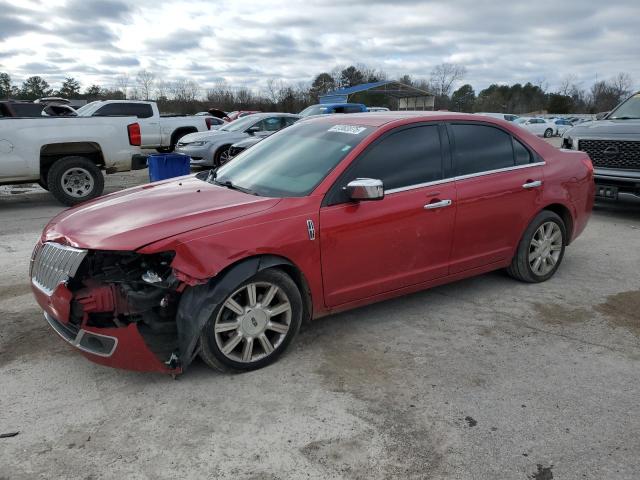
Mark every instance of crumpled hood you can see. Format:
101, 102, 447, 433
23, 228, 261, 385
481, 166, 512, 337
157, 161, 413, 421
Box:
566, 119, 640, 136
43, 175, 280, 251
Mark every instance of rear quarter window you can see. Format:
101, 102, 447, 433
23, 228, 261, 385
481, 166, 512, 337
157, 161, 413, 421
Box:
450, 123, 531, 176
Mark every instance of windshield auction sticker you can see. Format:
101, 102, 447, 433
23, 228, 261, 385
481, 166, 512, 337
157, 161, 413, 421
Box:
328, 125, 367, 135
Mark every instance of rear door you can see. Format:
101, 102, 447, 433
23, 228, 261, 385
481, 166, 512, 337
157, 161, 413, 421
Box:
319, 123, 457, 307
94, 103, 159, 147
447, 122, 544, 273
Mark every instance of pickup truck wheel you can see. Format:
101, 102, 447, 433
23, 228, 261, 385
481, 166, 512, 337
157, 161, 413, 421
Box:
199, 269, 303, 372
37, 178, 49, 191
507, 210, 566, 283
543, 128, 553, 138
47, 156, 104, 206
156, 147, 172, 153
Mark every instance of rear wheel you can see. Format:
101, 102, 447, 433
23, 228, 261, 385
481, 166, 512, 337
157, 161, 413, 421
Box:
507, 210, 566, 283
47, 156, 104, 206
199, 269, 303, 372
543, 128, 553, 138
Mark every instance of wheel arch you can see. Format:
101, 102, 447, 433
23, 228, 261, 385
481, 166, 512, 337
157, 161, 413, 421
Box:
40, 142, 105, 176
541, 203, 574, 244
175, 253, 312, 370
170, 127, 198, 147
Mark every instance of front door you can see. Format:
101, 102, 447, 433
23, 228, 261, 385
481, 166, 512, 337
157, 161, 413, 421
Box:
320, 124, 457, 307
446, 123, 545, 273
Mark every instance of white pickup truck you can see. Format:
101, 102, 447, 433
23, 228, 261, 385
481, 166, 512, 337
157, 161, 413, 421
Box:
75, 100, 224, 151
0, 116, 145, 205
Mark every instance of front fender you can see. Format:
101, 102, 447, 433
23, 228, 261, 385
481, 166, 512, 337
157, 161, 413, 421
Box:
175, 255, 294, 369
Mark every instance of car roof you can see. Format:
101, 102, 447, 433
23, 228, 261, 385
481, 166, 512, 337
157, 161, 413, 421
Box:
300, 111, 491, 128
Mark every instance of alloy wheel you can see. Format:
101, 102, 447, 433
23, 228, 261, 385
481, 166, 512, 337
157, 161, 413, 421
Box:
61, 167, 95, 198
528, 221, 563, 276
213, 281, 292, 363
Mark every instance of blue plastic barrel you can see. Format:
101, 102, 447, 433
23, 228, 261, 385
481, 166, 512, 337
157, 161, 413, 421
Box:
147, 153, 191, 182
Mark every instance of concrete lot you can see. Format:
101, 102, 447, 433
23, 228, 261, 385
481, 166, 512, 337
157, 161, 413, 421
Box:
1, 143, 639, 479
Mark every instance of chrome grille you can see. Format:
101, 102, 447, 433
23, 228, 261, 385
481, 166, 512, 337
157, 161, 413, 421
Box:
578, 139, 640, 170
30, 242, 87, 295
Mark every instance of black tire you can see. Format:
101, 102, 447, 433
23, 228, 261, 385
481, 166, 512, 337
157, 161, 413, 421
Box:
214, 145, 232, 167
543, 128, 553, 138
156, 147, 172, 153
37, 178, 49, 191
47, 156, 104, 206
199, 268, 303, 373
507, 210, 566, 283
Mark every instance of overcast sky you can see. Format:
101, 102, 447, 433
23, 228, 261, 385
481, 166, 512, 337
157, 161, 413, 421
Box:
1, 0, 638, 94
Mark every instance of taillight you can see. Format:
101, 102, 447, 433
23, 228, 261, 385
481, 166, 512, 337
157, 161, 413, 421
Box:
128, 123, 141, 146
205, 117, 213, 130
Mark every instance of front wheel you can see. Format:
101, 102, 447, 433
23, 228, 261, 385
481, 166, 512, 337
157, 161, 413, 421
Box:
543, 128, 553, 138
507, 210, 566, 283
199, 269, 303, 372
47, 156, 104, 206
214, 145, 232, 167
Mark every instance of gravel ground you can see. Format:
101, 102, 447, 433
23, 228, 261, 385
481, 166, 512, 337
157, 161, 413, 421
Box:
1, 138, 639, 479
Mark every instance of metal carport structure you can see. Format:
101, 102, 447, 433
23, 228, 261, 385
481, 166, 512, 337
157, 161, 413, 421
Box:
319, 81, 435, 110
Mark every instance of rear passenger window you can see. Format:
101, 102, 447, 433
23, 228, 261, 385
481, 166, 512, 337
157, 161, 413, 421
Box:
451, 124, 516, 176
513, 138, 532, 165
346, 125, 442, 191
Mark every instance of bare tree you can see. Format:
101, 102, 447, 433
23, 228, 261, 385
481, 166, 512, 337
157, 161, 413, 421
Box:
610, 72, 633, 101
170, 79, 200, 102
115, 74, 129, 99
429, 63, 467, 97
155, 80, 168, 101
558, 74, 578, 96
136, 69, 156, 100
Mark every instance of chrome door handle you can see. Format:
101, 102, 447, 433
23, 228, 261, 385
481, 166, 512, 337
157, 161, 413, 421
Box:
522, 180, 542, 189
424, 199, 452, 210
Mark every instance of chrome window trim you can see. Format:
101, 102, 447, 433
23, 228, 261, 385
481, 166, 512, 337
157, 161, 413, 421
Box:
384, 161, 546, 195
454, 161, 546, 182
385, 177, 453, 194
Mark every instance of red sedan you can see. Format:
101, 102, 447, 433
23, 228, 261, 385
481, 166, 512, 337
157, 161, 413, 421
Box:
31, 112, 594, 374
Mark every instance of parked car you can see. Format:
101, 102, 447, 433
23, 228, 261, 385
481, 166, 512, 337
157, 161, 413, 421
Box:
514, 117, 555, 137
0, 101, 45, 117
0, 116, 144, 205
226, 110, 260, 122
299, 103, 367, 117
76, 100, 217, 152
562, 91, 640, 203
476, 112, 520, 122
367, 107, 390, 112
227, 136, 266, 159
176, 113, 300, 167
30, 112, 594, 375
553, 118, 574, 136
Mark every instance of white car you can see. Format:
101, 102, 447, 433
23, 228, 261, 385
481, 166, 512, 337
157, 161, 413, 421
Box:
552, 118, 574, 136
76, 100, 222, 151
476, 112, 520, 122
0, 116, 144, 205
514, 117, 555, 138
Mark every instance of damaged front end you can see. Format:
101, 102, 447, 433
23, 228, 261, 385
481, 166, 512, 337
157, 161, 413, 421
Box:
31, 242, 185, 374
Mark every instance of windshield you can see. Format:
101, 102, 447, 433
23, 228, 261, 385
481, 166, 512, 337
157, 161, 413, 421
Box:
299, 105, 328, 117
220, 115, 260, 132
608, 93, 640, 119
210, 121, 371, 197
75, 102, 102, 116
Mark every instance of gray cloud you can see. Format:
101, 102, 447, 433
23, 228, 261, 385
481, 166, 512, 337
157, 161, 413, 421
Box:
145, 30, 203, 52
100, 55, 140, 67
0, 0, 638, 93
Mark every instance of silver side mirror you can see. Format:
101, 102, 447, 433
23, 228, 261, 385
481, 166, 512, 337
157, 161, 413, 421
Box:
346, 178, 384, 201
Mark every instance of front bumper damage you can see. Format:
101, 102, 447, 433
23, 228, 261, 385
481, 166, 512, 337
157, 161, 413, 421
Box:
31, 243, 184, 374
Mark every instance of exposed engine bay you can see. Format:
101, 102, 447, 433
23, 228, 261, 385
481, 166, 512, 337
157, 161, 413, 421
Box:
66, 250, 182, 368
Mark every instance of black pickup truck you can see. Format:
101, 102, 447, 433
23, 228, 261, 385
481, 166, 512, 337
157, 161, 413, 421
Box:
562, 92, 640, 203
